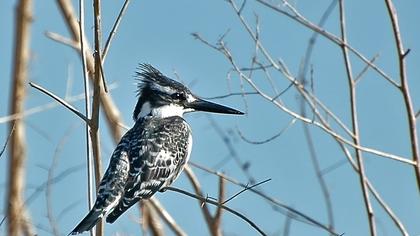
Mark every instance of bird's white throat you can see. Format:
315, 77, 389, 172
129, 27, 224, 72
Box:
138, 102, 185, 119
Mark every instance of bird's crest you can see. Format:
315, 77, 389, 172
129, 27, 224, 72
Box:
135, 64, 186, 97
133, 64, 189, 120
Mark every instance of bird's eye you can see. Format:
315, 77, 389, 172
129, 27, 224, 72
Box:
171, 92, 186, 100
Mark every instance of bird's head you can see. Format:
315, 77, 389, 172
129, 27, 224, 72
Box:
133, 64, 244, 120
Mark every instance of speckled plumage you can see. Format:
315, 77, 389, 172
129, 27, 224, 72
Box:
70, 64, 242, 235
70, 115, 192, 234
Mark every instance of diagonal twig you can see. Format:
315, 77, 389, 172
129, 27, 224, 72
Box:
0, 123, 15, 159
222, 178, 271, 205
339, 1, 376, 235
101, 0, 131, 62
165, 186, 267, 236
28, 82, 88, 123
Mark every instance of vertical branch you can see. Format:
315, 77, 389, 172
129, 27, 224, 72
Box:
384, 0, 420, 192
140, 201, 165, 236
297, 2, 337, 233
148, 198, 187, 236
7, 0, 32, 235
183, 166, 214, 233
300, 114, 335, 234
92, 0, 104, 235
101, 0, 131, 63
56, 0, 124, 141
78, 1, 95, 236
339, 1, 376, 235
212, 176, 225, 235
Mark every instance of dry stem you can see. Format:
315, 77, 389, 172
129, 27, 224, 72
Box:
7, 0, 32, 235
384, 0, 420, 193
339, 1, 376, 235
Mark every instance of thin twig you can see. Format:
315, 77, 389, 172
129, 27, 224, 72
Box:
189, 162, 341, 236
384, 0, 420, 193
207, 115, 256, 184
164, 186, 267, 236
355, 54, 380, 83
256, 0, 399, 88
0, 164, 84, 228
208, 35, 415, 165
213, 176, 225, 234
45, 31, 79, 50
237, 118, 296, 145
200, 3, 408, 234
0, 123, 15, 159
78, 1, 95, 236
28, 82, 88, 123
222, 179, 271, 204
283, 211, 293, 236
298, 0, 338, 81
56, 0, 124, 142
320, 159, 348, 176
92, 0, 104, 235
1, 83, 117, 124
339, 2, 376, 235
297, 2, 337, 232
202, 2, 406, 168
240, 64, 274, 71
101, 0, 131, 62
202, 92, 259, 100
46, 124, 76, 236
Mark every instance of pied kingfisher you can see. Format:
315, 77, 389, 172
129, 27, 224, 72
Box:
70, 64, 243, 234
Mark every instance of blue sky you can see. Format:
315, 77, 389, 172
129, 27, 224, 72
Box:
1, 0, 420, 235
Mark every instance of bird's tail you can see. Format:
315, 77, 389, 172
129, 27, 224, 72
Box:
69, 209, 103, 235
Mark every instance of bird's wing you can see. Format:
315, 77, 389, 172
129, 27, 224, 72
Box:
69, 141, 130, 234
106, 117, 191, 223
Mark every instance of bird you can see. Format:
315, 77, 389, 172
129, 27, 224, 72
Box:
69, 64, 243, 234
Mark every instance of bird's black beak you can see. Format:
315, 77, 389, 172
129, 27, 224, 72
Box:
186, 98, 244, 115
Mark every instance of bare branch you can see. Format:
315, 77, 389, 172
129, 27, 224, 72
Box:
189, 162, 341, 236
148, 198, 187, 236
140, 202, 164, 236
7, 0, 32, 234
101, 0, 131, 62
0, 123, 15, 159
339, 1, 376, 235
21, 209, 36, 236
1, 83, 117, 124
56, 0, 124, 141
237, 118, 296, 145
255, 0, 399, 88
297, 3, 337, 231
78, 1, 95, 236
209, 36, 415, 165
28, 82, 88, 123
46, 124, 76, 236
202, 92, 259, 100
183, 166, 213, 234
222, 178, 271, 205
207, 115, 257, 184
45, 31, 79, 50
213, 176, 225, 233
384, 0, 420, 193
355, 54, 380, 83
164, 185, 268, 236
